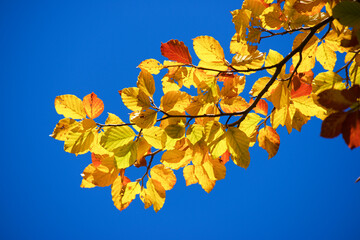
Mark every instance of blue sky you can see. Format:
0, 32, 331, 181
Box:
1, 0, 359, 239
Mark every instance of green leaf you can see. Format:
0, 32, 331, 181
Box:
100, 126, 136, 151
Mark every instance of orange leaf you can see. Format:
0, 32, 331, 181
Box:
342, 111, 360, 149
83, 92, 104, 119
160, 40, 192, 64
250, 98, 268, 116
320, 112, 348, 139
91, 153, 102, 168
220, 150, 230, 165
290, 66, 313, 98
258, 126, 280, 159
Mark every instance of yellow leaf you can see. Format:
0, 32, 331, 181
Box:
239, 113, 262, 137
186, 124, 204, 145
64, 130, 95, 155
231, 8, 252, 37
194, 165, 215, 193
225, 127, 250, 169
50, 118, 80, 141
220, 74, 246, 98
81, 118, 97, 131
312, 71, 345, 94
111, 175, 132, 211
197, 61, 228, 75
231, 50, 265, 72
258, 126, 280, 159
160, 91, 191, 112
54, 94, 86, 119
220, 96, 249, 113
164, 123, 185, 140
137, 70, 155, 97
145, 179, 166, 212
121, 182, 141, 204
113, 141, 138, 169
81, 162, 119, 187
242, 0, 268, 16
193, 36, 225, 62
142, 126, 166, 149
315, 42, 336, 71
260, 4, 286, 30
174, 67, 196, 89
136, 137, 151, 161
202, 155, 226, 180
138, 59, 163, 75
292, 33, 319, 73
100, 125, 135, 151
183, 165, 198, 186
140, 188, 153, 209
292, 94, 326, 117
130, 109, 157, 129
150, 164, 177, 190
105, 112, 124, 125
80, 179, 96, 188
121, 87, 151, 111
208, 133, 227, 158
249, 77, 276, 98
161, 74, 181, 94
230, 34, 257, 55
292, 108, 310, 132
350, 63, 360, 85
267, 81, 290, 109
161, 149, 192, 170
265, 49, 285, 77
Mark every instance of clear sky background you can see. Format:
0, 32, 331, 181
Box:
1, 0, 359, 239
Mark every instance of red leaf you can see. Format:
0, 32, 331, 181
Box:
160, 40, 192, 64
320, 112, 348, 138
342, 111, 360, 149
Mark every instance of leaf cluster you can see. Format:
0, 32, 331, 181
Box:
51, 0, 360, 212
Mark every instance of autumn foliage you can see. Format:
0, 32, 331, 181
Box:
51, 0, 360, 212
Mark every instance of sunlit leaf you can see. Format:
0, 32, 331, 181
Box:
193, 36, 225, 62
142, 126, 166, 149
130, 109, 157, 129
258, 126, 280, 159
225, 127, 250, 169
111, 175, 132, 211
150, 164, 177, 190
161, 39, 192, 64
137, 70, 155, 97
138, 59, 163, 75
315, 42, 336, 71
83, 92, 104, 119
51, 118, 80, 141
55, 94, 86, 119
100, 126, 135, 151
161, 149, 192, 170
183, 165, 198, 186
121, 87, 151, 111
